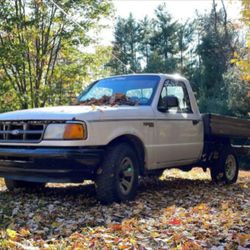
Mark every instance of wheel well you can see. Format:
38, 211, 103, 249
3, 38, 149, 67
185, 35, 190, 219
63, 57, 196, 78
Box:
203, 136, 232, 164
107, 135, 145, 175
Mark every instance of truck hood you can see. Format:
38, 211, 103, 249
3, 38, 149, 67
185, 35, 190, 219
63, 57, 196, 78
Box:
0, 105, 153, 121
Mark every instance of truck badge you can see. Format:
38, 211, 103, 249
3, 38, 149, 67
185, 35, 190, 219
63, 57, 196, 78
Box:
11, 129, 20, 135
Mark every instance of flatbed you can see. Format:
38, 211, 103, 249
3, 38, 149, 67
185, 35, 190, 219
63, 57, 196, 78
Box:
203, 113, 250, 139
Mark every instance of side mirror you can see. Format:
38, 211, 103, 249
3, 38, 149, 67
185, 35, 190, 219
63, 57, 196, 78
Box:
158, 95, 179, 112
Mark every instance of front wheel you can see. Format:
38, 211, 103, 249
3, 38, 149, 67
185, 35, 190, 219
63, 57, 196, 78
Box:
95, 143, 139, 204
4, 179, 46, 191
210, 147, 239, 184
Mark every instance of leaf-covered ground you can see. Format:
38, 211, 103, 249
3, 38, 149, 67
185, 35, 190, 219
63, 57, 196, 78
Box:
0, 169, 249, 250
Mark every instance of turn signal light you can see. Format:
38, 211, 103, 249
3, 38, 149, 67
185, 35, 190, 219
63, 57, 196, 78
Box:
63, 124, 85, 139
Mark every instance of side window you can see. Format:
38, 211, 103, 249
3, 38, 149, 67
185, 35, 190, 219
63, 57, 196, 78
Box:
159, 79, 192, 113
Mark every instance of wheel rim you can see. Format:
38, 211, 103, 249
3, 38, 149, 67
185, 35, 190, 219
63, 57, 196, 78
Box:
118, 157, 134, 195
225, 154, 237, 181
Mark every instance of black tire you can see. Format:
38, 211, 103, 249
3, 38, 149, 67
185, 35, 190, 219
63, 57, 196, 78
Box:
4, 179, 46, 191
95, 143, 139, 204
210, 146, 239, 184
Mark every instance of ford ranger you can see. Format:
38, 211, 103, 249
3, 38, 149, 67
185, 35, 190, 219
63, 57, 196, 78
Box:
0, 74, 249, 203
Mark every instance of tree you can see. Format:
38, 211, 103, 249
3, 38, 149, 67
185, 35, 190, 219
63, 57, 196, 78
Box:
146, 4, 179, 73
177, 20, 195, 74
138, 16, 153, 68
109, 4, 196, 76
223, 66, 250, 117
194, 0, 239, 114
108, 14, 141, 74
0, 0, 112, 109
234, 0, 250, 82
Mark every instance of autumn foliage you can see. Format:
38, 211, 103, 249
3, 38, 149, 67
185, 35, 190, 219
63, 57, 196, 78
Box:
234, 0, 250, 82
0, 169, 249, 249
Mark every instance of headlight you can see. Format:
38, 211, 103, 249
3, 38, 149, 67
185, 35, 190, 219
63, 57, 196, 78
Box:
43, 123, 86, 140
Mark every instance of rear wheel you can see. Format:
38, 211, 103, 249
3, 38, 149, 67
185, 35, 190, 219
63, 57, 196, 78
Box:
210, 146, 239, 184
4, 179, 46, 191
95, 143, 139, 204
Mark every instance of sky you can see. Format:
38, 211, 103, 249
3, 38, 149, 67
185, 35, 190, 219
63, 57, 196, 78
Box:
113, 0, 241, 20
96, 0, 242, 46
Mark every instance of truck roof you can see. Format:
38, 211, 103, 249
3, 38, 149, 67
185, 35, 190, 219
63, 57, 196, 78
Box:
100, 73, 188, 82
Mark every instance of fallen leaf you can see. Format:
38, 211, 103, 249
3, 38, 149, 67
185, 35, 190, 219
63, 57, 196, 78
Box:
169, 218, 181, 226
6, 229, 17, 239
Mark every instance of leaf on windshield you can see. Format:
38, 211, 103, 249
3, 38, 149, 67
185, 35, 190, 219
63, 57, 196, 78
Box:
80, 93, 139, 106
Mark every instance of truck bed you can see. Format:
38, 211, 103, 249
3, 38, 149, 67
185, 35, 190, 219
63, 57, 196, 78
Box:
202, 113, 250, 139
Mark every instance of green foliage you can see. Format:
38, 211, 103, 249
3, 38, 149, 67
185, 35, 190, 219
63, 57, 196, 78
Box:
146, 4, 179, 73
193, 2, 250, 118
234, 0, 250, 82
0, 0, 112, 110
108, 4, 191, 75
223, 66, 250, 117
108, 14, 141, 74
194, 3, 237, 112
109, 4, 197, 76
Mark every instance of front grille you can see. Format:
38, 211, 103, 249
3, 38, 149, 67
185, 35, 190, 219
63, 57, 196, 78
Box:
0, 121, 46, 143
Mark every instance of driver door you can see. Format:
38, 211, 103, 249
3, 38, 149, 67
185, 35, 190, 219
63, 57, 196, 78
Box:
155, 79, 203, 168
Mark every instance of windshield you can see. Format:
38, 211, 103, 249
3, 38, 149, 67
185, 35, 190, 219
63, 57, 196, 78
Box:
78, 75, 160, 106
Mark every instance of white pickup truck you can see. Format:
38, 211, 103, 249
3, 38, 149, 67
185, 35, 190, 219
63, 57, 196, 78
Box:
0, 74, 249, 203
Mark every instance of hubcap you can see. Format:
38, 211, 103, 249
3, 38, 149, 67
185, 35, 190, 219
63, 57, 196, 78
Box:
225, 154, 237, 181
118, 157, 134, 195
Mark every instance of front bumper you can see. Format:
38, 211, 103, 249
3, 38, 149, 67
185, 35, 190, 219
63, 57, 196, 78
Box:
0, 147, 104, 183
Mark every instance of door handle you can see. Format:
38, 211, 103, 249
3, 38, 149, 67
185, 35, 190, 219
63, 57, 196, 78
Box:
192, 120, 200, 125
143, 122, 154, 127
